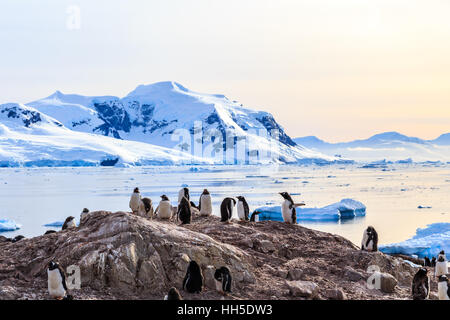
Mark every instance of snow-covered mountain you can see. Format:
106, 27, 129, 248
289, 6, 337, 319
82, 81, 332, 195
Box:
0, 103, 213, 167
25, 81, 338, 165
294, 132, 450, 162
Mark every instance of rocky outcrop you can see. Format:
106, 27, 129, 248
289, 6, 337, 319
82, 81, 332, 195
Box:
0, 211, 428, 300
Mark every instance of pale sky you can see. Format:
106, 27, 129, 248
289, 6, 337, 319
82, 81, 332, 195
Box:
1, 0, 449, 142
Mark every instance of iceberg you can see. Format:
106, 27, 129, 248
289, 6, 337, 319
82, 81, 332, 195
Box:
256, 198, 366, 222
0, 219, 21, 232
379, 223, 450, 259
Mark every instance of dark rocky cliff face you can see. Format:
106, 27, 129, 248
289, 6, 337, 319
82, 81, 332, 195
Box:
0, 211, 432, 300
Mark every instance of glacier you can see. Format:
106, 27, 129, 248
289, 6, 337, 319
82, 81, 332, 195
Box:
0, 218, 21, 232
379, 223, 450, 259
256, 198, 366, 222
22, 81, 342, 165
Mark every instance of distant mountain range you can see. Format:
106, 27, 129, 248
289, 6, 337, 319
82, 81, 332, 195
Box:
0, 82, 339, 167
294, 132, 450, 162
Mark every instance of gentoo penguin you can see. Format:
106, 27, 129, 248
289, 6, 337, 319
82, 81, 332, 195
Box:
250, 210, 262, 222
214, 266, 232, 294
80, 208, 90, 220
182, 260, 203, 294
178, 196, 191, 225
424, 257, 431, 267
47, 261, 68, 300
279, 192, 304, 224
438, 275, 450, 300
62, 216, 76, 230
361, 226, 379, 252
236, 196, 250, 221
198, 189, 212, 216
129, 187, 142, 214
412, 268, 430, 300
431, 257, 437, 267
140, 197, 154, 219
220, 197, 236, 223
178, 187, 190, 204
435, 250, 448, 277
164, 287, 183, 300
155, 195, 173, 220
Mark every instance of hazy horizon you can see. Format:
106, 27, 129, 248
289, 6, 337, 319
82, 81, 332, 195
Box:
1, 0, 449, 142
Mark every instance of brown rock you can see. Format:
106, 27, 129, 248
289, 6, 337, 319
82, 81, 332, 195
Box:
287, 280, 319, 298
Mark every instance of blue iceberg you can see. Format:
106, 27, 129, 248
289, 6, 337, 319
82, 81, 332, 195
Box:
256, 198, 366, 222
0, 219, 22, 232
379, 223, 450, 259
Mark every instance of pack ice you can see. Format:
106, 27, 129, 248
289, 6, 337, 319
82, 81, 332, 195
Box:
256, 198, 366, 221
379, 223, 450, 259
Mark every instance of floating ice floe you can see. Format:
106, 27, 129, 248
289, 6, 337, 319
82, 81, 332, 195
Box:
43, 221, 65, 227
379, 223, 450, 259
0, 219, 21, 232
255, 198, 366, 222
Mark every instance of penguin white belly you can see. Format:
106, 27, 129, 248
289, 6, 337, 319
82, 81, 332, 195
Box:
438, 282, 449, 300
200, 195, 212, 216
361, 231, 369, 250
158, 201, 172, 219
48, 269, 65, 299
281, 200, 293, 223
237, 201, 245, 220
215, 279, 223, 293
435, 261, 448, 277
129, 194, 141, 212
67, 220, 76, 229
178, 189, 185, 204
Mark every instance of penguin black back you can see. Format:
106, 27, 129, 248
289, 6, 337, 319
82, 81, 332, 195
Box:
412, 268, 430, 300
141, 197, 153, 214
220, 197, 236, 222
182, 260, 203, 293
178, 196, 191, 225
62, 216, 75, 230
214, 266, 232, 293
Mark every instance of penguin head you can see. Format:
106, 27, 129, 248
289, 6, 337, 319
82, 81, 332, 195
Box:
48, 261, 59, 270
160, 195, 169, 201
82, 208, 89, 213
133, 187, 140, 193
438, 275, 448, 282
236, 196, 245, 202
202, 189, 209, 195
440, 250, 445, 255
417, 268, 428, 277
214, 269, 223, 281
65, 216, 75, 221
188, 260, 201, 272
438, 255, 445, 262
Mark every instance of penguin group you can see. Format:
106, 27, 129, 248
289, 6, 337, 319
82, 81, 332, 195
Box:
411, 250, 449, 300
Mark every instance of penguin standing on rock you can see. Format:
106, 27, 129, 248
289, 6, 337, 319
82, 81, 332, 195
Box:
214, 267, 232, 294
129, 187, 142, 214
198, 189, 212, 216
220, 198, 236, 223
361, 226, 378, 252
178, 197, 191, 225
424, 257, 431, 267
412, 268, 430, 300
182, 260, 203, 294
155, 195, 173, 220
164, 287, 183, 300
80, 208, 90, 220
140, 197, 154, 219
438, 275, 450, 300
250, 210, 262, 222
279, 192, 304, 224
236, 196, 250, 221
47, 261, 68, 300
62, 216, 76, 230
435, 250, 448, 277
431, 257, 437, 267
